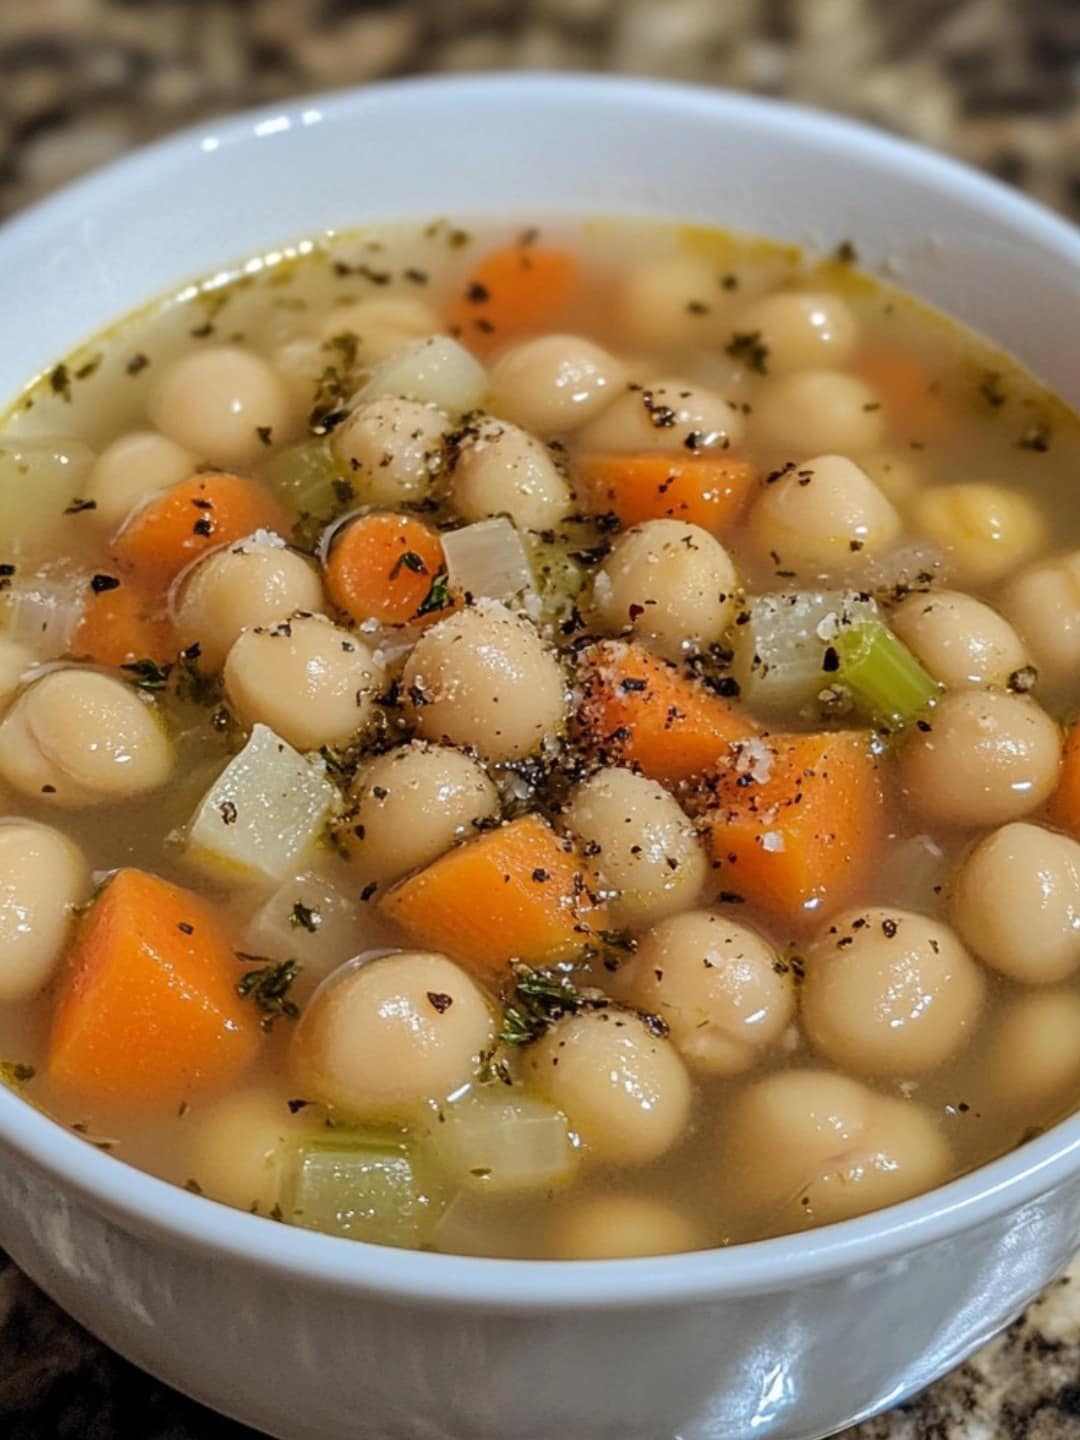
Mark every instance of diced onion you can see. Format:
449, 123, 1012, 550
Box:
0, 438, 95, 551
442, 518, 535, 605
357, 336, 486, 414
244, 868, 377, 999
185, 724, 337, 886
427, 1087, 579, 1194
0, 565, 86, 659
731, 589, 879, 718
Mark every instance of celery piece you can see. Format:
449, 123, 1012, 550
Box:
282, 1131, 433, 1248
263, 439, 343, 516
731, 590, 879, 717
833, 619, 940, 728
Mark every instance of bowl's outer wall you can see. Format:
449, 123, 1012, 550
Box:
0, 76, 1079, 1440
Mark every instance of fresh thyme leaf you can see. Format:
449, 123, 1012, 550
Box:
415, 567, 452, 617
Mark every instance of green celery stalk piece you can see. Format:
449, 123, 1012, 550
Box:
833, 619, 940, 728
282, 1131, 433, 1248
263, 439, 344, 515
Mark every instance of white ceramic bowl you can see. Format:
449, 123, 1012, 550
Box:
0, 74, 1077, 1440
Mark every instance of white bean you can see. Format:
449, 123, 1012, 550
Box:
950, 823, 1080, 983
0, 820, 88, 1000
403, 599, 566, 762
748, 453, 900, 578
85, 431, 197, 531
291, 951, 495, 1120
452, 417, 572, 531
224, 614, 381, 753
578, 376, 744, 454
333, 397, 448, 507
349, 741, 499, 886
911, 483, 1046, 586
890, 590, 1028, 689
590, 518, 738, 660
488, 335, 626, 437
750, 370, 884, 454
563, 766, 706, 928
148, 346, 296, 470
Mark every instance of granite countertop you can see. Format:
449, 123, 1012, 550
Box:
0, 2, 1078, 1437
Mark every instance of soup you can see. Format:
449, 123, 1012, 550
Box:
0, 219, 1076, 1261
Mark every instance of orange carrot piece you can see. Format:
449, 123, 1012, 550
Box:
698, 730, 885, 933
445, 242, 579, 355
72, 577, 173, 669
48, 869, 260, 1105
381, 814, 606, 974
1048, 720, 1080, 838
855, 342, 948, 438
574, 640, 756, 788
576, 452, 757, 533
326, 512, 452, 627
112, 472, 292, 590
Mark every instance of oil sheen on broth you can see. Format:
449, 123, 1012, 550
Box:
0, 218, 1076, 1262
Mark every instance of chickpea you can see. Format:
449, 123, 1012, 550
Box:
805, 1095, 951, 1226
1002, 550, 1080, 686
726, 1068, 873, 1212
452, 417, 572, 532
578, 376, 744, 455
402, 600, 566, 763
551, 1194, 701, 1259
224, 614, 381, 753
84, 431, 197, 531
148, 346, 296, 470
291, 951, 495, 1120
911, 483, 1046, 586
332, 397, 447, 508
564, 766, 706, 928
802, 907, 984, 1077
174, 535, 324, 671
188, 1087, 301, 1212
614, 910, 795, 1075
750, 370, 884, 454
590, 519, 738, 660
525, 1009, 693, 1165
858, 448, 924, 507
899, 690, 1061, 828
620, 254, 731, 348
349, 741, 499, 886
0, 636, 32, 710
736, 291, 858, 374
748, 453, 900, 578
950, 823, 1080, 984
317, 295, 441, 362
0, 669, 173, 806
488, 335, 626, 438
987, 990, 1080, 1109
890, 590, 1028, 689
0, 820, 89, 1001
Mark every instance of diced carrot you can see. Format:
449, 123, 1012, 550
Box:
48, 869, 260, 1106
112, 472, 292, 591
325, 512, 453, 627
381, 814, 606, 974
445, 242, 579, 355
1048, 720, 1080, 837
854, 342, 948, 439
72, 577, 173, 669
576, 452, 757, 533
574, 640, 756, 788
697, 730, 885, 933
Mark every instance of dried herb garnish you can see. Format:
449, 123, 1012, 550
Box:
0, 1060, 36, 1086
725, 330, 769, 374
63, 497, 97, 515
290, 901, 320, 933
235, 954, 302, 1031
390, 549, 428, 580
120, 657, 172, 691
832, 239, 858, 265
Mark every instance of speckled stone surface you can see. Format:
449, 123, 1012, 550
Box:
0, 2, 1078, 1437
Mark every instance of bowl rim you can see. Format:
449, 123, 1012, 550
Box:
1, 70, 1078, 1312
